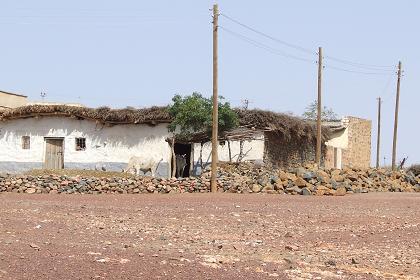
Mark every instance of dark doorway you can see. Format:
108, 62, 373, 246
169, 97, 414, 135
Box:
173, 143, 192, 177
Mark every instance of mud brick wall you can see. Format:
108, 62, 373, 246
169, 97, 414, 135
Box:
342, 117, 372, 168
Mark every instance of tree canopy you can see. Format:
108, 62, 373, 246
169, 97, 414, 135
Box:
168, 92, 239, 137
302, 100, 339, 121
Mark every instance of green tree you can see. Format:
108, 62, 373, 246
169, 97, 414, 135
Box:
302, 100, 338, 121
168, 92, 239, 137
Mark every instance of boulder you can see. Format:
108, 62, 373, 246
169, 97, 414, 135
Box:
335, 186, 346, 196
293, 177, 307, 188
316, 170, 331, 184
25, 188, 36, 194
332, 174, 344, 183
252, 184, 261, 193
301, 187, 312, 196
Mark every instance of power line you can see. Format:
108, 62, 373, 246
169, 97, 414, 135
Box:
324, 64, 396, 76
324, 55, 396, 71
221, 26, 394, 76
220, 13, 315, 55
220, 12, 395, 72
219, 26, 315, 64
380, 73, 396, 102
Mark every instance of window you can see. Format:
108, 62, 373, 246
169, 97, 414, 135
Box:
75, 138, 86, 151
22, 136, 30, 150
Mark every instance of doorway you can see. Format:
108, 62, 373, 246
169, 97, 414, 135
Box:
333, 147, 342, 169
173, 143, 192, 177
44, 138, 64, 169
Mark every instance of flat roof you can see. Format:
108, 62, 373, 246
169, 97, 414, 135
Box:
0, 90, 28, 98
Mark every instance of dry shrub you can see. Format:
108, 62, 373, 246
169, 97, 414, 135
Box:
408, 164, 420, 176
1, 105, 331, 145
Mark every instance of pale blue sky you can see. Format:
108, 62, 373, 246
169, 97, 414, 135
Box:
1, 1, 419, 165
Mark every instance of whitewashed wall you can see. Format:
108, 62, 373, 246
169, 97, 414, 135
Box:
0, 117, 172, 176
192, 132, 265, 174
325, 128, 349, 170
325, 129, 349, 149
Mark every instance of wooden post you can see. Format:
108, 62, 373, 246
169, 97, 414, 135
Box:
227, 139, 232, 162
391, 61, 402, 171
376, 97, 382, 169
315, 47, 323, 167
210, 4, 219, 192
171, 138, 176, 177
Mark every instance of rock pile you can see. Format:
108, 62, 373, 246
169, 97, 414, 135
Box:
0, 164, 419, 195
212, 163, 420, 195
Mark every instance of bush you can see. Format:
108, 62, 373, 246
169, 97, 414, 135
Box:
408, 164, 420, 176
168, 92, 238, 137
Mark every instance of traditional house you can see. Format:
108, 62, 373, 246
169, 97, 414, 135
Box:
0, 104, 332, 176
324, 117, 372, 169
0, 90, 28, 110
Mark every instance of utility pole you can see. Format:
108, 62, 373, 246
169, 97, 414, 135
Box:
210, 4, 219, 193
376, 97, 382, 168
315, 47, 323, 167
391, 61, 402, 171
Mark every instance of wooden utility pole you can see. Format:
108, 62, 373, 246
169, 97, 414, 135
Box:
376, 97, 382, 169
391, 61, 402, 170
315, 47, 323, 167
210, 4, 219, 193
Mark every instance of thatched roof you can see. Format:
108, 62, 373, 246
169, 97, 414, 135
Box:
235, 109, 330, 142
0, 104, 171, 125
0, 105, 330, 142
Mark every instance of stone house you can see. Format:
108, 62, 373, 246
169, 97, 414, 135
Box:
0, 90, 28, 110
0, 104, 332, 176
324, 117, 372, 169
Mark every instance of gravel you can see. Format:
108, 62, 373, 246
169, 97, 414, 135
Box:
0, 192, 419, 279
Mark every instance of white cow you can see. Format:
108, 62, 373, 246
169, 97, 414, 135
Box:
126, 156, 162, 177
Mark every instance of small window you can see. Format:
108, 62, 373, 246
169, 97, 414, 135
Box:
22, 136, 30, 150
75, 138, 86, 151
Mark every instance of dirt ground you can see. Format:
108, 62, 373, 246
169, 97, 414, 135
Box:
0, 193, 419, 280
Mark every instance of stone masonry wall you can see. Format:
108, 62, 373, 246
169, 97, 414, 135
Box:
342, 117, 372, 168
264, 132, 324, 168
1, 164, 419, 195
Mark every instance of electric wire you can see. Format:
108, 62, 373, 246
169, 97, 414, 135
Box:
323, 64, 396, 76
219, 26, 315, 64
221, 26, 396, 76
380, 72, 397, 102
220, 12, 395, 72
323, 55, 396, 70
220, 13, 315, 55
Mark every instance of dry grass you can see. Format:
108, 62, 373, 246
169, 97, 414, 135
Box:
1, 105, 331, 144
236, 109, 331, 142
0, 104, 171, 124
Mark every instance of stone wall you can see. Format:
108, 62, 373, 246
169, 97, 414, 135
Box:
264, 132, 323, 168
342, 117, 372, 168
1, 164, 418, 195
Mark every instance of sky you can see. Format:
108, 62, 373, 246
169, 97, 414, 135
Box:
1, 0, 419, 165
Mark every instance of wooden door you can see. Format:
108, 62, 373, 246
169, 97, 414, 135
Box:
44, 139, 64, 169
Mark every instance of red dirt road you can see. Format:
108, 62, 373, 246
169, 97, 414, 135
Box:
0, 193, 419, 280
